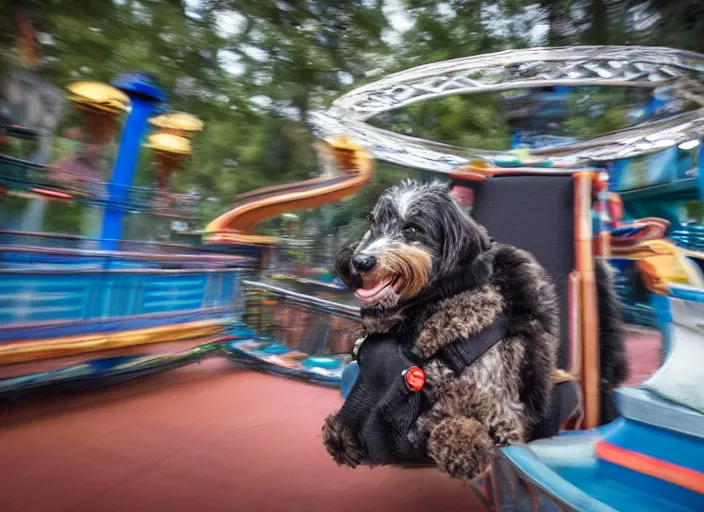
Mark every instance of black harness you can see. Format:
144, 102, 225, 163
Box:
436, 313, 509, 377
338, 310, 580, 465
337, 314, 509, 466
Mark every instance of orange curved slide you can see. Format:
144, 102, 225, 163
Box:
205, 138, 374, 245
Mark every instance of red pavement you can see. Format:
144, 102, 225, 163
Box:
0, 360, 483, 512
0, 328, 663, 512
623, 327, 662, 386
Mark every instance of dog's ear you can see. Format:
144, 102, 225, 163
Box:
439, 201, 491, 274
334, 243, 363, 289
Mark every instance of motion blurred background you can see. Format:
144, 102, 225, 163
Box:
1, 3, 702, 511
1, 0, 702, 267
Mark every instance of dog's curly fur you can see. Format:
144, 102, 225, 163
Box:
322, 179, 628, 480
595, 258, 630, 422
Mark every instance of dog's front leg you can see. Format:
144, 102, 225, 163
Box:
321, 412, 366, 468
426, 415, 494, 480
422, 380, 524, 480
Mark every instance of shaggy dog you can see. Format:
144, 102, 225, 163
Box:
322, 179, 628, 480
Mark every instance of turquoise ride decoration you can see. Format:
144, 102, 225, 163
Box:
0, 267, 242, 341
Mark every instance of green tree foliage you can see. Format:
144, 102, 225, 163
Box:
1, 0, 701, 242
628, 0, 704, 53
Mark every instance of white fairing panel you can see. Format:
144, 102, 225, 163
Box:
643, 295, 704, 414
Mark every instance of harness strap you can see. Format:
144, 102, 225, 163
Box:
436, 313, 509, 376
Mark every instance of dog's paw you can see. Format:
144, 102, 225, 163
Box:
321, 413, 365, 468
427, 416, 494, 480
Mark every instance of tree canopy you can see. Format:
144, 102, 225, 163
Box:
1, 0, 701, 245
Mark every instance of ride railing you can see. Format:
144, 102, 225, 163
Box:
0, 154, 198, 218
0, 268, 242, 342
0, 229, 263, 253
0, 276, 358, 392
670, 223, 704, 251
241, 280, 360, 357
0, 245, 257, 270
0, 230, 261, 270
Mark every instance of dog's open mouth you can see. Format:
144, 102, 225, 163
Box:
355, 276, 403, 304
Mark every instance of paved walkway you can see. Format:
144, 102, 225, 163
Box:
624, 327, 662, 386
0, 328, 663, 512
0, 361, 483, 512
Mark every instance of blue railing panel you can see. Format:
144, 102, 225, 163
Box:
0, 269, 242, 333
0, 274, 94, 324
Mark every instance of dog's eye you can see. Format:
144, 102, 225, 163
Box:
403, 225, 419, 236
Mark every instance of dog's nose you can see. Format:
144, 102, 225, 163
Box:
352, 254, 377, 272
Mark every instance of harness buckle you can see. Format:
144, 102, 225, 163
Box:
351, 336, 366, 360
402, 366, 425, 392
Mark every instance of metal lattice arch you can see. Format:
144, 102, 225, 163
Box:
311, 46, 704, 172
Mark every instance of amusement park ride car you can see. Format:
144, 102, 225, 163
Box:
1, 46, 703, 511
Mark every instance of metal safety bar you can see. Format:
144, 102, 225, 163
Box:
242, 280, 360, 321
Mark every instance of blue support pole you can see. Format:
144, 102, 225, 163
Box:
99, 73, 166, 251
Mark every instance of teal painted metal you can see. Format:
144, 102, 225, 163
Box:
341, 360, 359, 398
610, 257, 657, 328
493, 442, 618, 512
624, 198, 688, 230
606, 140, 702, 229
0, 269, 240, 328
492, 407, 704, 511
651, 293, 672, 360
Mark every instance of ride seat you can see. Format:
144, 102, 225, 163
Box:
457, 169, 607, 434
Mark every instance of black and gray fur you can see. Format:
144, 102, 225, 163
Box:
323, 179, 628, 480
595, 259, 630, 422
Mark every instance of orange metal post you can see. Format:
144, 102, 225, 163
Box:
596, 230, 611, 258
573, 171, 600, 429
567, 271, 582, 377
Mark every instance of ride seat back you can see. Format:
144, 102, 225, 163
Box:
469, 174, 576, 370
